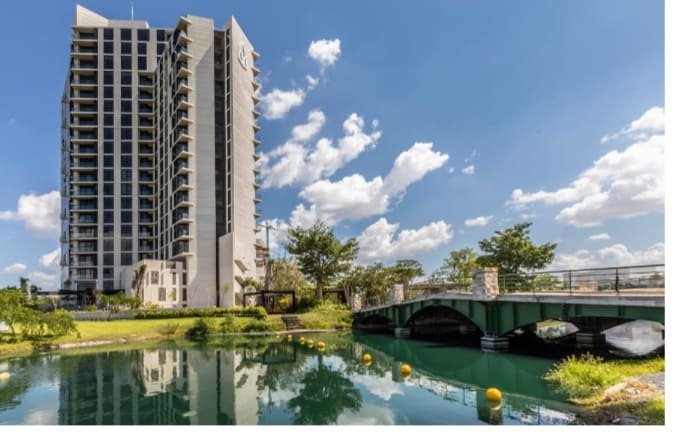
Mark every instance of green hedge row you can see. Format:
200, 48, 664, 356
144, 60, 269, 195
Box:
136, 306, 267, 320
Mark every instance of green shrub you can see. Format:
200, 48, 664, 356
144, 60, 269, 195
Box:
185, 318, 216, 338
544, 353, 623, 398
135, 305, 268, 320
159, 321, 180, 336
221, 314, 236, 333
241, 318, 272, 332
21, 309, 80, 340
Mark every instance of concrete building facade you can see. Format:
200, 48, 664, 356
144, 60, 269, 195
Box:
61, 5, 261, 307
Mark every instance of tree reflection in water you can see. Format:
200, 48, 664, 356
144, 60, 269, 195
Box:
287, 354, 362, 425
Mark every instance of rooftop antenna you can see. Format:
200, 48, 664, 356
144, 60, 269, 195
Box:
131, 0, 134, 21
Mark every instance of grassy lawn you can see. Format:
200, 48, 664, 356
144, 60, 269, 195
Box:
544, 353, 665, 425
0, 305, 352, 359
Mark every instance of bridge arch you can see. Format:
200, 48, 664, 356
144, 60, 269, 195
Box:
403, 304, 485, 337
492, 301, 665, 337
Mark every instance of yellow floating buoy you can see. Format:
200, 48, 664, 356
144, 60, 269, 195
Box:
0, 372, 10, 381
364, 359, 372, 367
400, 364, 412, 376
299, 337, 305, 344
287, 334, 293, 341
317, 341, 326, 350
486, 387, 502, 402
363, 353, 372, 363
275, 332, 280, 337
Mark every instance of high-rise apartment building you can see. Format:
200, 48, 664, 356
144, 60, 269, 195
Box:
61, 5, 262, 307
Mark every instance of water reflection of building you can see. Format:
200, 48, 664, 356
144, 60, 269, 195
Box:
57, 348, 268, 425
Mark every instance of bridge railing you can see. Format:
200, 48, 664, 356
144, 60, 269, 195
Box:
404, 282, 472, 300
498, 264, 664, 295
362, 295, 388, 309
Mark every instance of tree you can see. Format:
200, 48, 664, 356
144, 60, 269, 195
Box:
19, 277, 29, 295
241, 277, 262, 292
286, 221, 359, 300
390, 259, 424, 289
0, 289, 30, 337
476, 222, 556, 275
341, 263, 395, 301
439, 248, 478, 284
269, 259, 307, 292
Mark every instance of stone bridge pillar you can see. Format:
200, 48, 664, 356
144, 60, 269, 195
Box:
351, 293, 362, 312
473, 268, 509, 351
389, 284, 404, 305
472, 268, 499, 300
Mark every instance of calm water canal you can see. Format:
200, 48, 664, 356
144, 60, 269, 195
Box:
0, 332, 579, 425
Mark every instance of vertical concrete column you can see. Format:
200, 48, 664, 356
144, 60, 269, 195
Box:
351, 293, 362, 312
575, 332, 606, 348
389, 283, 404, 305
472, 268, 499, 300
394, 327, 411, 338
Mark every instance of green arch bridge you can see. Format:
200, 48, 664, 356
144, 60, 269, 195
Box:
353, 264, 664, 350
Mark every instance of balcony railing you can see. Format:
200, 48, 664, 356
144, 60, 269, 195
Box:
73, 32, 97, 40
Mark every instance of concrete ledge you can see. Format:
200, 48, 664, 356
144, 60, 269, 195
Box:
394, 327, 411, 338
481, 336, 509, 351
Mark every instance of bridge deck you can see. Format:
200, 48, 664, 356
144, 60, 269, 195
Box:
360, 290, 664, 313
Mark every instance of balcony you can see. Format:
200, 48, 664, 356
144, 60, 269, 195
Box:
71, 104, 97, 114
139, 132, 153, 141
253, 137, 261, 147
71, 118, 97, 128
174, 175, 190, 190
173, 210, 190, 223
73, 32, 97, 40
172, 240, 191, 257
139, 186, 154, 196
139, 91, 153, 100
175, 61, 190, 78
139, 199, 153, 210
138, 243, 154, 253
174, 127, 191, 143
72, 230, 97, 239
253, 181, 261, 190
73, 188, 97, 196
176, 79, 191, 96
139, 145, 153, 154
139, 77, 154, 87
176, 30, 191, 47
139, 229, 154, 238
72, 271, 97, 281
176, 94, 192, 110
253, 122, 261, 132
139, 215, 154, 224
174, 191, 191, 207
72, 203, 97, 211
254, 195, 262, 204
71, 145, 97, 154
70, 90, 97, 100
139, 105, 154, 115
71, 61, 97, 70
139, 174, 153, 183
71, 132, 97, 142
138, 119, 154, 128
252, 94, 261, 104
71, 245, 97, 253
174, 160, 191, 175
139, 160, 154, 169
71, 174, 97, 183
253, 153, 261, 162
71, 77, 97, 87
71, 46, 97, 54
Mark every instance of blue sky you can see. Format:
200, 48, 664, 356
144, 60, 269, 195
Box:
0, 0, 665, 289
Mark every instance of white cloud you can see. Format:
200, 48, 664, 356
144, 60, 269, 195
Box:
40, 248, 61, 272
508, 107, 664, 227
308, 38, 341, 72
4, 263, 27, 274
520, 213, 536, 220
551, 242, 664, 270
0, 190, 61, 239
448, 167, 455, 174
290, 109, 326, 142
601, 106, 664, 143
305, 74, 319, 90
461, 165, 475, 175
282, 55, 293, 64
357, 218, 452, 263
383, 142, 449, 195
464, 215, 493, 227
259, 87, 306, 120
28, 271, 58, 289
294, 142, 448, 225
289, 203, 322, 229
260, 112, 381, 188
588, 233, 611, 241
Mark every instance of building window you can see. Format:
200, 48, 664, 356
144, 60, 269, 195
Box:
138, 29, 149, 41
121, 183, 132, 195
104, 71, 114, 85
121, 86, 132, 99
121, 42, 131, 54
121, 71, 132, 85
104, 155, 114, 167
121, 55, 132, 69
104, 41, 113, 53
121, 253, 133, 265
104, 169, 114, 181
103, 226, 114, 238
104, 100, 114, 111
104, 113, 114, 125
138, 56, 147, 70
120, 28, 131, 40
121, 141, 132, 153
151, 271, 159, 284
104, 211, 114, 223
104, 198, 114, 209
121, 211, 132, 223
121, 101, 132, 112
138, 43, 147, 55
104, 28, 114, 40
103, 254, 114, 266
104, 87, 114, 98
104, 55, 114, 69
158, 287, 166, 301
